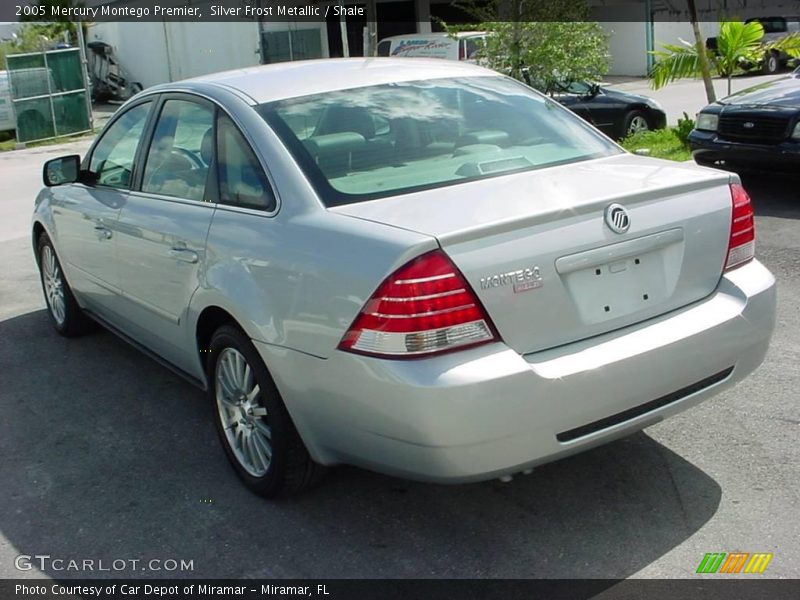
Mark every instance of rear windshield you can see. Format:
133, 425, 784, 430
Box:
259, 76, 621, 206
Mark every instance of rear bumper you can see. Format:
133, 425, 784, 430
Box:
689, 130, 800, 170
256, 260, 776, 483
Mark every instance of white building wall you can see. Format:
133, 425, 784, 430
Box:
162, 21, 261, 81
652, 21, 720, 53
88, 21, 170, 88
603, 21, 649, 76
88, 20, 329, 89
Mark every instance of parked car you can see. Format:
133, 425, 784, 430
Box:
377, 32, 485, 61
545, 80, 667, 140
706, 16, 800, 74
378, 34, 666, 141
34, 58, 776, 497
689, 66, 800, 172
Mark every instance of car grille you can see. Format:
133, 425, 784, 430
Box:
718, 114, 791, 143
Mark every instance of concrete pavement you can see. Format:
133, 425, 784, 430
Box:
604, 72, 789, 125
0, 140, 92, 244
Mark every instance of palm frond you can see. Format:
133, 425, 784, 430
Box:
717, 21, 764, 58
768, 32, 800, 57
715, 21, 765, 76
649, 45, 700, 89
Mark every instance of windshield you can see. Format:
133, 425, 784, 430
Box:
259, 76, 621, 206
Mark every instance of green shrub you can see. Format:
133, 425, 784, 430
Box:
675, 112, 695, 147
620, 128, 692, 162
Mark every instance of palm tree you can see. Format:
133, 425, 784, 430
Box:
650, 20, 800, 98
687, 0, 716, 104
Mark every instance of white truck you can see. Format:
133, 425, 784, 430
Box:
376, 32, 486, 62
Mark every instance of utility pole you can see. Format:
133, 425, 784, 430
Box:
339, 0, 350, 57
76, 20, 93, 131
365, 0, 378, 57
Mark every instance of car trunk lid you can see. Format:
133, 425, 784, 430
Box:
331, 154, 734, 355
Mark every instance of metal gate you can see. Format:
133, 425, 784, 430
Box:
260, 29, 323, 64
5, 47, 91, 143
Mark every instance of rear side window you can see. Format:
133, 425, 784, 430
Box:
216, 113, 276, 211
377, 41, 391, 57
141, 99, 215, 202
259, 76, 619, 206
89, 101, 151, 189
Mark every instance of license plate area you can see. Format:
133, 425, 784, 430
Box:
556, 229, 684, 325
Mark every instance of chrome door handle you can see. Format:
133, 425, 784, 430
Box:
169, 247, 199, 264
94, 225, 112, 240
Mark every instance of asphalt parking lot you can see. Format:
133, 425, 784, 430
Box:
604, 72, 788, 125
0, 143, 798, 581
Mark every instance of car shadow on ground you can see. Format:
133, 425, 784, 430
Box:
741, 172, 800, 220
0, 310, 722, 580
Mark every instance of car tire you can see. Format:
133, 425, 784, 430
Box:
762, 51, 780, 75
208, 325, 324, 497
623, 110, 650, 139
37, 233, 95, 337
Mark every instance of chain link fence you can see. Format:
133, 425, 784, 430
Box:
5, 47, 91, 143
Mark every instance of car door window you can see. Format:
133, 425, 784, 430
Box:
142, 99, 215, 202
464, 39, 479, 60
217, 113, 276, 211
89, 101, 151, 189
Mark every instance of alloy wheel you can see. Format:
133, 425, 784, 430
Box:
627, 115, 649, 136
41, 245, 66, 326
215, 347, 272, 477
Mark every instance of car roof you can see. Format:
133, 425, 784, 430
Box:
173, 58, 496, 105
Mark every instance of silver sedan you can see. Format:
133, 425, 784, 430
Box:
32, 59, 776, 496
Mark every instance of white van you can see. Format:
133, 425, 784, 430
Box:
376, 32, 486, 61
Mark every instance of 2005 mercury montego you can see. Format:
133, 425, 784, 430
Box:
33, 59, 776, 496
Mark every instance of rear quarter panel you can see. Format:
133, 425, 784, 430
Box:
190, 209, 437, 363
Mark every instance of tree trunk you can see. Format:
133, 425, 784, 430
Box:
687, 0, 716, 103
509, 0, 523, 81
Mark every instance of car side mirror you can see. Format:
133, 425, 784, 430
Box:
43, 155, 81, 187
587, 83, 601, 98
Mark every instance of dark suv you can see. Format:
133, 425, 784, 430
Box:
689, 67, 800, 171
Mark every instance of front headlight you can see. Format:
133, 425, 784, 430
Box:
696, 113, 719, 132
792, 121, 800, 140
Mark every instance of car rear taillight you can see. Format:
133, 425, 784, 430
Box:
726, 183, 756, 271
338, 250, 497, 358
